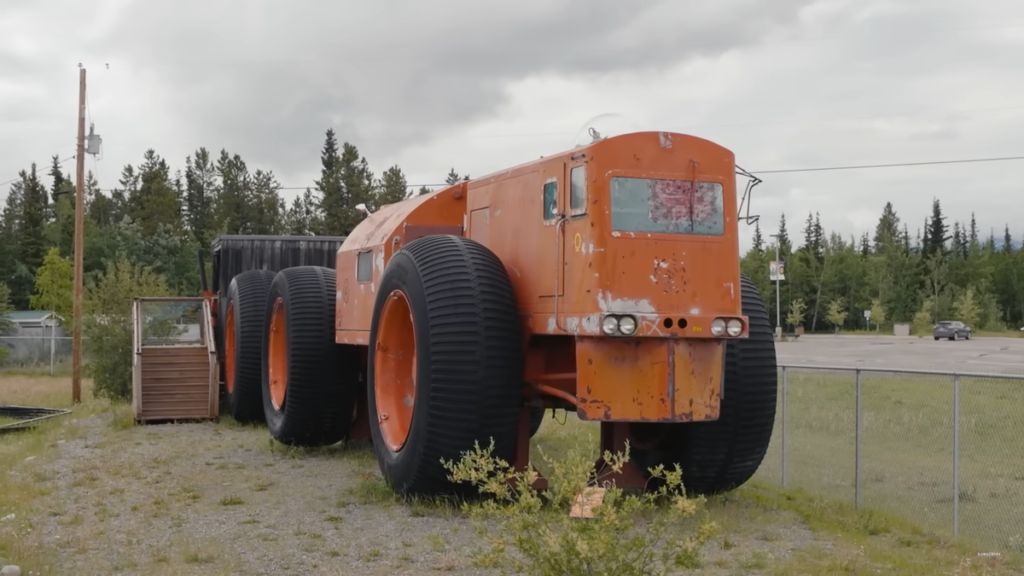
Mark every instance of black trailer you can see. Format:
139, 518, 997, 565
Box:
208, 235, 348, 299
201, 235, 348, 386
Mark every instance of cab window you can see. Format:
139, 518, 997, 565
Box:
543, 180, 558, 220
570, 165, 586, 214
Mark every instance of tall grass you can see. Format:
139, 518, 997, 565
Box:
753, 368, 1024, 552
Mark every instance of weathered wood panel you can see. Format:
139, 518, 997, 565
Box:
133, 297, 219, 423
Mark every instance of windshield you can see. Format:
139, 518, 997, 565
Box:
609, 177, 724, 236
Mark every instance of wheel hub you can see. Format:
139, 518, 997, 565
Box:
374, 289, 417, 452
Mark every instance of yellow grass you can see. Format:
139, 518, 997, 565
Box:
0, 374, 1022, 575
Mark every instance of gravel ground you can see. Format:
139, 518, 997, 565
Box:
5, 410, 833, 576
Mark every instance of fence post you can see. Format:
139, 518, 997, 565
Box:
953, 374, 961, 540
50, 324, 55, 375
855, 368, 862, 510
781, 365, 787, 488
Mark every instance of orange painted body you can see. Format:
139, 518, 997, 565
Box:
335, 131, 745, 423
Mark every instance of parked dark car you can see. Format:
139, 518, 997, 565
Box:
933, 320, 972, 341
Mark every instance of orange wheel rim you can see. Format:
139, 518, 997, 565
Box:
267, 297, 288, 411
225, 302, 236, 394
374, 289, 417, 452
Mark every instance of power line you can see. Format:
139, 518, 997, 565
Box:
88, 101, 1024, 149
13, 154, 1024, 196
747, 155, 1024, 174
91, 182, 449, 193
0, 155, 76, 188
276, 184, 447, 191
83, 155, 1024, 193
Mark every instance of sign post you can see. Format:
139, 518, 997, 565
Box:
769, 257, 785, 338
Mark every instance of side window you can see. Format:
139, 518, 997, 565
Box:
356, 250, 373, 282
570, 165, 586, 214
543, 180, 558, 220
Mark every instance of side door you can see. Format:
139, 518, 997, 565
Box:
561, 158, 589, 296
537, 164, 565, 298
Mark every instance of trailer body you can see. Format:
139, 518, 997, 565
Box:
211, 235, 347, 297
208, 235, 347, 353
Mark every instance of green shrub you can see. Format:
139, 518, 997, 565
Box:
443, 440, 718, 576
84, 257, 175, 401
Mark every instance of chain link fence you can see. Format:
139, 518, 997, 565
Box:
0, 335, 85, 373
0, 300, 204, 373
754, 364, 1024, 554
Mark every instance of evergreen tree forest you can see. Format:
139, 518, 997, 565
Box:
741, 202, 1024, 335
1, 127, 1022, 339
0, 129, 447, 310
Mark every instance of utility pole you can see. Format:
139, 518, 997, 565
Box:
72, 66, 86, 404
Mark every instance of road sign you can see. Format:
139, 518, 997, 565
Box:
864, 309, 872, 320
769, 260, 786, 282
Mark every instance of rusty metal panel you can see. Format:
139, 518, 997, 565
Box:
335, 186, 467, 338
404, 224, 463, 243
468, 209, 489, 246
575, 337, 722, 422
671, 338, 723, 419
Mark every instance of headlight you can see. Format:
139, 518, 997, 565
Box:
618, 315, 637, 335
726, 318, 743, 337
601, 316, 620, 336
710, 318, 726, 336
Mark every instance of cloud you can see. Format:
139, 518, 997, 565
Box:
1, 0, 1023, 256
16, 0, 814, 173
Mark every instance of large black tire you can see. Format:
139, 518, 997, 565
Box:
261, 266, 359, 447
367, 235, 524, 497
630, 273, 778, 496
223, 269, 277, 424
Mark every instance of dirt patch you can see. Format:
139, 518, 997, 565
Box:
6, 377, 1005, 575
3, 409, 834, 575
17, 415, 483, 575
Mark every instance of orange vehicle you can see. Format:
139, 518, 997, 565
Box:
215, 130, 777, 497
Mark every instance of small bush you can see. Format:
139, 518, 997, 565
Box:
84, 257, 175, 401
442, 440, 718, 576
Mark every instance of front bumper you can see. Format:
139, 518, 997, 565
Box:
575, 336, 724, 422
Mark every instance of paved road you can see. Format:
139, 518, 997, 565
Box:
775, 335, 1024, 375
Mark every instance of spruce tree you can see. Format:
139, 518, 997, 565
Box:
873, 201, 901, 252
184, 148, 220, 248
777, 213, 791, 255
377, 165, 410, 208
925, 198, 948, 257
751, 221, 764, 253
216, 150, 252, 235
17, 163, 48, 280
315, 129, 345, 234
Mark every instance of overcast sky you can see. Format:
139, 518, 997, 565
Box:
2, 0, 1023, 254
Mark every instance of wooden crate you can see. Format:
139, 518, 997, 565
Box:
132, 297, 219, 423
